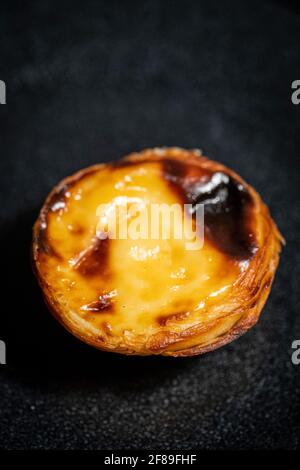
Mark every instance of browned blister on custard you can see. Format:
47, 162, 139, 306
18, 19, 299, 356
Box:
32, 148, 283, 356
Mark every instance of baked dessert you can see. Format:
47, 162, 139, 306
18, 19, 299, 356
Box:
32, 148, 282, 356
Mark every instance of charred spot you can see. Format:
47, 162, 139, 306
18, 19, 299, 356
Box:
111, 157, 152, 170
34, 213, 62, 259
162, 158, 212, 193
74, 237, 110, 278
48, 166, 101, 213
161, 159, 257, 260
189, 172, 257, 259
162, 158, 188, 182
34, 184, 71, 258
48, 184, 69, 213
81, 298, 113, 313
35, 222, 53, 256
81, 290, 116, 313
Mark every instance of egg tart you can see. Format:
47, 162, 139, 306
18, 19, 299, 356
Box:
32, 148, 282, 356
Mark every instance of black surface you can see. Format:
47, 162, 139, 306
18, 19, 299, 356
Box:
0, 0, 300, 450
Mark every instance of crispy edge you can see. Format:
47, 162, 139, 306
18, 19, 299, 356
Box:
31, 148, 283, 356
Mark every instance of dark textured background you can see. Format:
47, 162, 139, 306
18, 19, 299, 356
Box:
0, 0, 300, 450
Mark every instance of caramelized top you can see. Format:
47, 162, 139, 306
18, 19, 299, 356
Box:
34, 148, 259, 340
161, 158, 256, 259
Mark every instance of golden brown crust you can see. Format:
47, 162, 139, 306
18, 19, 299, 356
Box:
32, 147, 283, 356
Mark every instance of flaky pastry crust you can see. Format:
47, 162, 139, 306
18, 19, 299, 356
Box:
32, 148, 283, 356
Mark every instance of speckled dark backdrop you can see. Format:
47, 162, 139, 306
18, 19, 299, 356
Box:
0, 0, 300, 450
